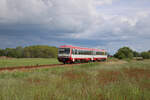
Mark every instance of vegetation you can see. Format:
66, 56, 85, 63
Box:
114, 46, 150, 60
133, 51, 140, 57
141, 51, 150, 59
114, 47, 133, 59
1, 45, 150, 61
0, 58, 60, 68
0, 60, 150, 100
0, 45, 58, 58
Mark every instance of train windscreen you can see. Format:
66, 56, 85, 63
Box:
58, 48, 70, 54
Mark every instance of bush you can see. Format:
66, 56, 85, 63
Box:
141, 52, 150, 59
133, 51, 140, 57
0, 49, 4, 56
114, 47, 133, 59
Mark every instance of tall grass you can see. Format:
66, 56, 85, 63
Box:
0, 60, 150, 100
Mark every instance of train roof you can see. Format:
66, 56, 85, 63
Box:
59, 45, 106, 52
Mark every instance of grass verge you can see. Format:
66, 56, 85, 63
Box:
0, 60, 150, 100
0, 58, 60, 68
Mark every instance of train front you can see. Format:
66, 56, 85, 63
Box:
57, 47, 72, 64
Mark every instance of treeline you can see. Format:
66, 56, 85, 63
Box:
1, 45, 150, 59
114, 47, 150, 59
0, 45, 58, 58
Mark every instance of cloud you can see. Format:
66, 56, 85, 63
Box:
0, 0, 150, 54
70, 9, 150, 53
0, 0, 97, 34
95, 0, 115, 6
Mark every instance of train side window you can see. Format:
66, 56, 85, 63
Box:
96, 51, 98, 55
80, 50, 82, 55
72, 49, 75, 55
75, 50, 97, 55
72, 49, 73, 54
82, 50, 85, 55
86, 51, 89, 55
78, 50, 81, 55
84, 50, 87, 55
87, 51, 89, 55
75, 49, 77, 55
82, 50, 84, 55
101, 52, 104, 55
89, 51, 92, 55
92, 51, 95, 55
102, 52, 105, 55
81, 50, 84, 55
96, 51, 105, 55
73, 49, 78, 55
78, 50, 80, 54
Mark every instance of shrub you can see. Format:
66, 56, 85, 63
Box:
114, 47, 133, 59
141, 52, 150, 59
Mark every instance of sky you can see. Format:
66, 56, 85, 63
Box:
0, 0, 150, 54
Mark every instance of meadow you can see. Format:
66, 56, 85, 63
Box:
0, 58, 60, 68
0, 59, 150, 100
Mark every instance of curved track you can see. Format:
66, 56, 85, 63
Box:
0, 63, 82, 72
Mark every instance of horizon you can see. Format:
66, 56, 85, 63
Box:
0, 44, 149, 55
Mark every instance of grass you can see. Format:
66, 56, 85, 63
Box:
0, 58, 60, 68
0, 60, 150, 100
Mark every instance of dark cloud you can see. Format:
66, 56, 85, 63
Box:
0, 0, 150, 54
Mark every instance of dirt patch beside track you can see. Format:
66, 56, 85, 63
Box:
0, 63, 82, 72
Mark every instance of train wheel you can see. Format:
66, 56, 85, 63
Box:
93, 60, 96, 62
103, 59, 106, 62
71, 61, 75, 64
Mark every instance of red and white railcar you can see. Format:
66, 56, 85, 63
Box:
58, 45, 107, 64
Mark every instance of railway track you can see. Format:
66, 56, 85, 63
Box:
0, 63, 83, 72
0, 61, 120, 72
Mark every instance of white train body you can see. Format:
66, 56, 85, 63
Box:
58, 45, 107, 64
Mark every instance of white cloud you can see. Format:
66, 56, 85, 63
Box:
0, 0, 150, 53
0, 0, 98, 33
95, 0, 114, 6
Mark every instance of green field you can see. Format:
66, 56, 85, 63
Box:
0, 58, 60, 68
0, 59, 150, 100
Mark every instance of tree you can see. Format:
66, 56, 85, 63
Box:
0, 49, 4, 56
1, 45, 58, 58
114, 47, 133, 59
15, 46, 24, 58
4, 48, 16, 57
23, 45, 58, 58
141, 52, 150, 59
133, 51, 140, 57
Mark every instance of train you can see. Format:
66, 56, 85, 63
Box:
57, 45, 107, 64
